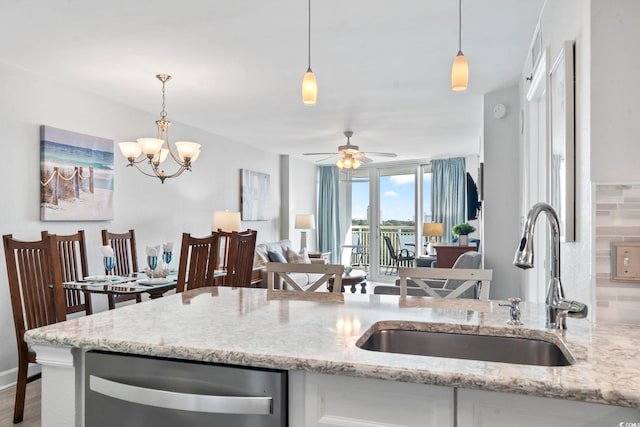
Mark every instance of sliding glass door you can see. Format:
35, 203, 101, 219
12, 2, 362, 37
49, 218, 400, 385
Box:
340, 163, 431, 282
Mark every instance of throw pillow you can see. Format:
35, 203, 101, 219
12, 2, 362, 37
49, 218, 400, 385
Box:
285, 247, 311, 264
267, 250, 287, 263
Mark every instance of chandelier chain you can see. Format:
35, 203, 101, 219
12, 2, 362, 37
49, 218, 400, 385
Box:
160, 79, 167, 119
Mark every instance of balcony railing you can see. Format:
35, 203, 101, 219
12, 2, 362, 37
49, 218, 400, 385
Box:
349, 225, 421, 272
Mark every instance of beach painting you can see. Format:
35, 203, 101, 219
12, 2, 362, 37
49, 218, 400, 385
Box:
241, 169, 270, 221
40, 125, 114, 221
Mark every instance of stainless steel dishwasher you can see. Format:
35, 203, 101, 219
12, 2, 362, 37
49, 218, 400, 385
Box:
85, 351, 287, 426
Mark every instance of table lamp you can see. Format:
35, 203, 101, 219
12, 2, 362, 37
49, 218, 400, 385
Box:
295, 214, 315, 251
212, 210, 242, 232
423, 222, 444, 255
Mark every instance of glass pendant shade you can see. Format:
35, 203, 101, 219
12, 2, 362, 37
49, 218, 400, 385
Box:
302, 70, 317, 105
352, 159, 361, 169
336, 158, 345, 168
175, 141, 201, 161
451, 51, 468, 91
152, 148, 170, 165
137, 138, 164, 156
118, 142, 142, 159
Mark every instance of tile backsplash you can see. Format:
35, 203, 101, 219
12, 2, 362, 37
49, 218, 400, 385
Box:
595, 184, 640, 324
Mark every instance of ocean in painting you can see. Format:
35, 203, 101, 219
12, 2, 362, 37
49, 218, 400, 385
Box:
41, 140, 114, 190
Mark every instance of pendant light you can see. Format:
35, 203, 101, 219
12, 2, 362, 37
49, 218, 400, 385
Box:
451, 0, 469, 91
302, 0, 317, 104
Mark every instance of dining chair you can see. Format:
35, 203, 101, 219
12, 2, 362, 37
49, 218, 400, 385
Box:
175, 232, 220, 293
397, 266, 493, 300
266, 262, 344, 293
101, 229, 141, 309
3, 234, 67, 423
41, 230, 93, 315
218, 229, 257, 287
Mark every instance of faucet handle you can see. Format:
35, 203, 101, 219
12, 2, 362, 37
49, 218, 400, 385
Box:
499, 298, 523, 325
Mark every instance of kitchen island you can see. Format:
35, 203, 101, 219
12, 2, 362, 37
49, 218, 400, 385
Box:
25, 287, 640, 426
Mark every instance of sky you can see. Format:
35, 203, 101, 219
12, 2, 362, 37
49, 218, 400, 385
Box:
352, 172, 432, 223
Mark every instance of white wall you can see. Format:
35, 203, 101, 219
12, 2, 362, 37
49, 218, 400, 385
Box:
482, 85, 522, 300
285, 155, 319, 251
517, 0, 593, 311
591, 0, 640, 182
0, 62, 316, 387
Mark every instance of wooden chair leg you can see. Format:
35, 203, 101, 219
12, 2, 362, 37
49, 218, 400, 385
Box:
13, 358, 28, 423
135, 294, 142, 304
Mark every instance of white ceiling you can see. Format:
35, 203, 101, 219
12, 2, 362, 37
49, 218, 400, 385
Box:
0, 0, 544, 165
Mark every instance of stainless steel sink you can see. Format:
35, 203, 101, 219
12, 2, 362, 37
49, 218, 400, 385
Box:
357, 328, 572, 366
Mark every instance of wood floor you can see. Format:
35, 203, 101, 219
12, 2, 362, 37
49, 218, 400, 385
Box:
0, 380, 40, 427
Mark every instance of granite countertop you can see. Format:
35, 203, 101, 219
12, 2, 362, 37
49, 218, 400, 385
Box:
25, 287, 640, 408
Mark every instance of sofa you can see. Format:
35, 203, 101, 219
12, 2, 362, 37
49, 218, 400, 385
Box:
253, 239, 326, 289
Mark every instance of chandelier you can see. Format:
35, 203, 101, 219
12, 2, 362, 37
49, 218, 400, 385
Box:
118, 74, 201, 183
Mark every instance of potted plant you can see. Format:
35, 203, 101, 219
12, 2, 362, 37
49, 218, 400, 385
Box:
451, 223, 476, 246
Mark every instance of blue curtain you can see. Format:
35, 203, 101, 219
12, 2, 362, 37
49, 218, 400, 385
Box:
317, 166, 341, 263
432, 157, 466, 242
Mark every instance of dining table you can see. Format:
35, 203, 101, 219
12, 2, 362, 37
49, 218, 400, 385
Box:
63, 270, 227, 301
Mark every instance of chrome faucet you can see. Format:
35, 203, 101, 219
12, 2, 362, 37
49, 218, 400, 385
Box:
513, 202, 588, 329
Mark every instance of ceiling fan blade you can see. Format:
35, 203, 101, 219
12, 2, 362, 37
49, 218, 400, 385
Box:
359, 156, 374, 164
303, 152, 338, 156
364, 152, 397, 158
317, 154, 340, 162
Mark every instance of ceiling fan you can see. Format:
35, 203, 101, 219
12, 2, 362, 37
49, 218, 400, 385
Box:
303, 131, 397, 169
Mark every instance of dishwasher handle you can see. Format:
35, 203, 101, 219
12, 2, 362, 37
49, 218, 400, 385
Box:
89, 375, 273, 415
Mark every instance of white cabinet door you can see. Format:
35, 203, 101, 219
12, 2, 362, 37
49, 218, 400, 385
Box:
302, 372, 453, 427
458, 389, 640, 427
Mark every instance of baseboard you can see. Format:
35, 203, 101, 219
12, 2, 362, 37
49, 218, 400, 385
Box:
0, 364, 42, 391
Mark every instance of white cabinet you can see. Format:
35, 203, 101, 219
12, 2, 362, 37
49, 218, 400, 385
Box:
457, 389, 640, 427
290, 372, 639, 427
292, 372, 453, 427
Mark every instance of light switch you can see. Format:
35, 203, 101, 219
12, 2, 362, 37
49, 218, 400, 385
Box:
611, 242, 640, 282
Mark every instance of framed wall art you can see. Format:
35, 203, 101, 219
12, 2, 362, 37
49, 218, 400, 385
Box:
40, 125, 114, 221
549, 40, 575, 242
240, 169, 270, 221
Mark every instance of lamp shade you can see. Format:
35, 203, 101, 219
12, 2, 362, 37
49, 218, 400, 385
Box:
302, 70, 317, 105
295, 214, 315, 230
451, 51, 469, 91
423, 222, 445, 237
137, 137, 164, 156
118, 142, 142, 159
212, 210, 242, 232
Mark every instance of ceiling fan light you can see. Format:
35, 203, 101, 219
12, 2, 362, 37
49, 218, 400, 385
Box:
336, 158, 345, 168
302, 70, 317, 105
451, 51, 468, 91
353, 159, 361, 169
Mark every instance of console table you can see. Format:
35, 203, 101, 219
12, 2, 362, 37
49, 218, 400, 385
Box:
434, 245, 476, 268
308, 251, 331, 263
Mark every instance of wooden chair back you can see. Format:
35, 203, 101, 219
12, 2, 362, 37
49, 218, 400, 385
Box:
398, 267, 493, 300
266, 262, 344, 293
175, 232, 220, 293
218, 229, 257, 287
3, 234, 67, 423
41, 230, 92, 315
101, 229, 141, 308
